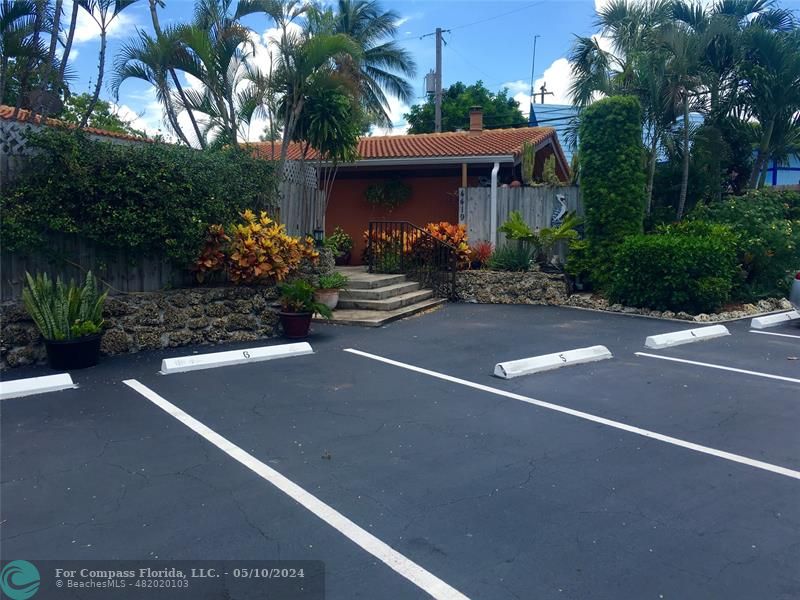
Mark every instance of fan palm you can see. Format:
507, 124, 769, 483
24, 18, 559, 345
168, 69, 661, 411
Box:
307, 0, 416, 128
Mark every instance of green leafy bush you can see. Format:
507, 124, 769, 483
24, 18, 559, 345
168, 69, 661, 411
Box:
1, 128, 277, 267
324, 227, 354, 255
571, 95, 646, 287
692, 189, 799, 300
318, 272, 349, 290
607, 227, 738, 313
487, 243, 534, 272
364, 178, 412, 209
278, 280, 333, 318
23, 271, 108, 341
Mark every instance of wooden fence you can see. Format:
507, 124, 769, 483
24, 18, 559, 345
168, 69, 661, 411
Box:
0, 117, 327, 300
0, 180, 325, 301
459, 185, 582, 262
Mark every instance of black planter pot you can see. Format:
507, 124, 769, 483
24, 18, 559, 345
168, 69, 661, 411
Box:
279, 312, 313, 339
45, 334, 102, 370
334, 251, 351, 266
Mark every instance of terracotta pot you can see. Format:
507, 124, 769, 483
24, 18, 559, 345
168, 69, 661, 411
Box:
314, 289, 340, 310
45, 334, 102, 370
279, 311, 313, 339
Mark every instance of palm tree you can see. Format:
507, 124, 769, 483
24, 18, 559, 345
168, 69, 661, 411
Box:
168, 0, 256, 146
112, 29, 192, 145
145, 0, 205, 147
660, 23, 702, 220
59, 0, 81, 83
307, 0, 416, 128
0, 0, 40, 105
740, 27, 800, 189
569, 0, 672, 213
76, 0, 140, 129
671, 0, 794, 198
238, 0, 360, 171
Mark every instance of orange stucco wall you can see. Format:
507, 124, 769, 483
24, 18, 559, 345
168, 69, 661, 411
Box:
325, 149, 568, 264
326, 168, 479, 264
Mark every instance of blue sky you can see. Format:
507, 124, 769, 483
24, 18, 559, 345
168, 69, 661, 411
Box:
61, 0, 800, 140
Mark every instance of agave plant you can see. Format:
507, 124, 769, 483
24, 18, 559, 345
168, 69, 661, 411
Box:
22, 271, 108, 341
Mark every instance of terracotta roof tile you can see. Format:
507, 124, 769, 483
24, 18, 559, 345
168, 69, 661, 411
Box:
0, 104, 150, 143
249, 127, 562, 162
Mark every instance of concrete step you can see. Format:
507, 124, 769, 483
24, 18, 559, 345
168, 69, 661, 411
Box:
337, 289, 434, 311
343, 272, 408, 290
315, 298, 446, 327
340, 281, 420, 300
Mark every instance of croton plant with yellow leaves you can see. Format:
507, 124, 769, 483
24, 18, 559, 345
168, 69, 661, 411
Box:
193, 210, 318, 284
424, 222, 471, 268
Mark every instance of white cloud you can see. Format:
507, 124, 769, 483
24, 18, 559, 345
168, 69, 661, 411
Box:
504, 56, 573, 115
369, 94, 410, 137
114, 100, 168, 138
68, 0, 137, 44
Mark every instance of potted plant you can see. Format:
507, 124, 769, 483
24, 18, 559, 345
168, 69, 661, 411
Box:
22, 271, 109, 370
278, 280, 333, 339
326, 227, 354, 266
314, 272, 349, 310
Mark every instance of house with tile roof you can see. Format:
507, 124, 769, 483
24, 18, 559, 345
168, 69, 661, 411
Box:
251, 107, 570, 263
0, 105, 150, 144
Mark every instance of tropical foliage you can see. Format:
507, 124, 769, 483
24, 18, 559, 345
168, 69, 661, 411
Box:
195, 210, 319, 284
569, 0, 800, 214
23, 271, 108, 341
424, 222, 471, 267
404, 80, 526, 134
571, 95, 645, 286
278, 279, 333, 318
0, 128, 277, 266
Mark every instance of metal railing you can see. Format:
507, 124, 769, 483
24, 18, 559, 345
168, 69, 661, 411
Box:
366, 221, 458, 300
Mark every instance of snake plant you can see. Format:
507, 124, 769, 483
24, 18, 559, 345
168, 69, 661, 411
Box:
22, 271, 108, 341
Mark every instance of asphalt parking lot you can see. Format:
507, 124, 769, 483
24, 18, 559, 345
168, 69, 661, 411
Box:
2, 304, 799, 599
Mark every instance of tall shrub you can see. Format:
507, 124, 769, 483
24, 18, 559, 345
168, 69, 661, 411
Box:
1, 128, 278, 267
692, 189, 799, 300
572, 95, 646, 286
607, 224, 738, 313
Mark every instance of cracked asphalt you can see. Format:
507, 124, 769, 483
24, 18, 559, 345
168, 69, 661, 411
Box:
2, 304, 799, 599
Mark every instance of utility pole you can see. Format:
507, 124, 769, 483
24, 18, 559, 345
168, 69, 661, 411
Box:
528, 34, 541, 126
528, 35, 540, 106
421, 27, 449, 132
537, 83, 554, 105
435, 27, 443, 133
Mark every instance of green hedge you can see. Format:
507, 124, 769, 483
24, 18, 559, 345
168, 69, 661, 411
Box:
571, 95, 645, 287
691, 189, 799, 300
608, 224, 738, 313
1, 128, 277, 267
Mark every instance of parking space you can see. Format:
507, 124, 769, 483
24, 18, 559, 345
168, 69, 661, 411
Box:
2, 304, 799, 599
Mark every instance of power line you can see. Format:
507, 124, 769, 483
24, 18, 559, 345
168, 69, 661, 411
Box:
448, 1, 549, 32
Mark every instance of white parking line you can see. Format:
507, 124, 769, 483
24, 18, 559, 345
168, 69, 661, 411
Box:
344, 349, 800, 481
122, 379, 469, 600
750, 330, 800, 340
635, 352, 800, 385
